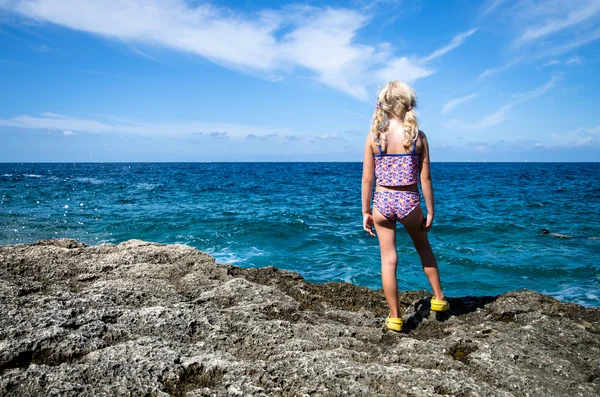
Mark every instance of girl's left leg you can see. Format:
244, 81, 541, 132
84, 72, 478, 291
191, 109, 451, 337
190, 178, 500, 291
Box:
373, 208, 399, 318
399, 205, 445, 301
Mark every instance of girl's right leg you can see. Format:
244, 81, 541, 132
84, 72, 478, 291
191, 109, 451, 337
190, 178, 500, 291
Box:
373, 208, 400, 318
399, 205, 445, 301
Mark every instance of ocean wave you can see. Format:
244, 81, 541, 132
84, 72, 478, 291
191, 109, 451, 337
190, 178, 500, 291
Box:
2, 174, 12, 177
208, 246, 266, 265
542, 285, 599, 307
75, 177, 104, 185
23, 174, 43, 178
136, 183, 160, 190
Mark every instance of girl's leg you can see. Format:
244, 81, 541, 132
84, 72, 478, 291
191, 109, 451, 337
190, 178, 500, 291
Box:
373, 208, 400, 318
399, 205, 445, 301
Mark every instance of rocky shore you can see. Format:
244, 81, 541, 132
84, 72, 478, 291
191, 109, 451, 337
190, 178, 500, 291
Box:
1, 239, 599, 396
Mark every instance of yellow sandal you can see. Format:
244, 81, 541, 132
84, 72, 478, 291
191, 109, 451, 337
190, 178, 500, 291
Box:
385, 314, 404, 332
430, 298, 450, 312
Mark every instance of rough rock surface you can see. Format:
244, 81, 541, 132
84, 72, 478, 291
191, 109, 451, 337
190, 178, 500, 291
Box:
0, 239, 599, 397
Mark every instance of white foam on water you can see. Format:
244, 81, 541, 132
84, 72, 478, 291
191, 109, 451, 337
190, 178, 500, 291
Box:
75, 177, 104, 185
23, 174, 43, 178
2, 174, 12, 177
136, 183, 160, 190
543, 285, 600, 307
208, 246, 265, 265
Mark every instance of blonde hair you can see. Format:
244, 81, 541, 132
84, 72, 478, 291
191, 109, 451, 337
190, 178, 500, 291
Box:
370, 81, 418, 151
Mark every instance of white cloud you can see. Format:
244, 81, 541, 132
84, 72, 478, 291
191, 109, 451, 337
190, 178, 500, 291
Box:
441, 93, 478, 115
567, 124, 600, 135
481, 0, 511, 17
0, 1, 475, 100
565, 55, 584, 65
316, 132, 340, 140
342, 108, 371, 120
478, 58, 522, 79
517, 1, 600, 45
480, 1, 600, 67
540, 55, 582, 68
422, 29, 477, 62
542, 59, 561, 67
539, 128, 599, 148
510, 77, 556, 102
376, 57, 435, 85
0, 112, 289, 138
479, 67, 504, 79
40, 112, 70, 119
62, 130, 75, 136
542, 27, 600, 57
445, 77, 556, 130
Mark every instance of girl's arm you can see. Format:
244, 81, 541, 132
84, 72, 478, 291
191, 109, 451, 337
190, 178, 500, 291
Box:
362, 135, 376, 236
419, 132, 435, 231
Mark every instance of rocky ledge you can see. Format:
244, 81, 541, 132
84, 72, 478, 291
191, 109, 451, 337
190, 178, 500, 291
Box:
0, 239, 599, 396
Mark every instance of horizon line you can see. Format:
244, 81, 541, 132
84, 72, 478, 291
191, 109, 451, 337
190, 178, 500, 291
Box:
1, 161, 599, 164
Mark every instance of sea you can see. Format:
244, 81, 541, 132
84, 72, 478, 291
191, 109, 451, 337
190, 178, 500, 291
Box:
1, 162, 599, 307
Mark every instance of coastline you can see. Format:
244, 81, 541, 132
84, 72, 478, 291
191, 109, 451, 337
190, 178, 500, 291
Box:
1, 239, 599, 396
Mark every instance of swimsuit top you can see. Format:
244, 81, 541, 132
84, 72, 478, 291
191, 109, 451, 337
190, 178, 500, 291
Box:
374, 136, 420, 186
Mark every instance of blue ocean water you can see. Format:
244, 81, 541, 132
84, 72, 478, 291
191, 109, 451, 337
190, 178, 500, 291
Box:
1, 162, 599, 306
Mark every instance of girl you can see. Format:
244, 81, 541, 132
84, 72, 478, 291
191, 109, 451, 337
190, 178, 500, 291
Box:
361, 81, 449, 332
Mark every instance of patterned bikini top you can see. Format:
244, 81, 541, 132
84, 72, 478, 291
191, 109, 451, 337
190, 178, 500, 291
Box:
374, 134, 420, 186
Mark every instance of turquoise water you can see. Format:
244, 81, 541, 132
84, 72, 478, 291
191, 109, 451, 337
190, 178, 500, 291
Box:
1, 162, 599, 306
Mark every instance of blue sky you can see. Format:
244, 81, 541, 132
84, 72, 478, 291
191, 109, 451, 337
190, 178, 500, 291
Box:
0, 0, 599, 162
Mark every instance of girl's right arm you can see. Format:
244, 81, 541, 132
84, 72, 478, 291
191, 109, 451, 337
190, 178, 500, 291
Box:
419, 132, 435, 232
362, 134, 376, 237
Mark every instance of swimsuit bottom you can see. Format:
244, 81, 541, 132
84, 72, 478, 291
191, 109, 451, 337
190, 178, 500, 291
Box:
373, 190, 420, 221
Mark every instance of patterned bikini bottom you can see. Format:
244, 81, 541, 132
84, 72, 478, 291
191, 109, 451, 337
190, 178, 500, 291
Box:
373, 190, 420, 221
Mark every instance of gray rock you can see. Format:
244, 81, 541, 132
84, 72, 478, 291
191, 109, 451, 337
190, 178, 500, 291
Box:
0, 239, 598, 396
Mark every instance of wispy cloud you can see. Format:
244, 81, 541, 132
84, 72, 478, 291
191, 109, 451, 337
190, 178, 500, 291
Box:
478, 58, 522, 79
541, 55, 583, 68
246, 133, 278, 140
565, 55, 584, 65
445, 77, 557, 130
128, 47, 168, 66
0, 112, 289, 139
481, 0, 511, 17
0, 1, 474, 100
542, 59, 561, 67
516, 1, 600, 45
441, 93, 478, 115
542, 27, 600, 56
538, 126, 600, 148
32, 43, 54, 52
315, 132, 341, 140
479, 1, 600, 77
422, 29, 477, 62
376, 57, 435, 85
342, 108, 371, 120
567, 124, 600, 136
0, 59, 25, 64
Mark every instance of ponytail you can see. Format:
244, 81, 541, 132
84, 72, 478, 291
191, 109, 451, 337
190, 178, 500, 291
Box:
402, 107, 418, 148
370, 106, 388, 149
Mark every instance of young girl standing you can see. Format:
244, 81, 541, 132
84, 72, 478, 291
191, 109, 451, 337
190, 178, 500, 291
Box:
361, 81, 449, 332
